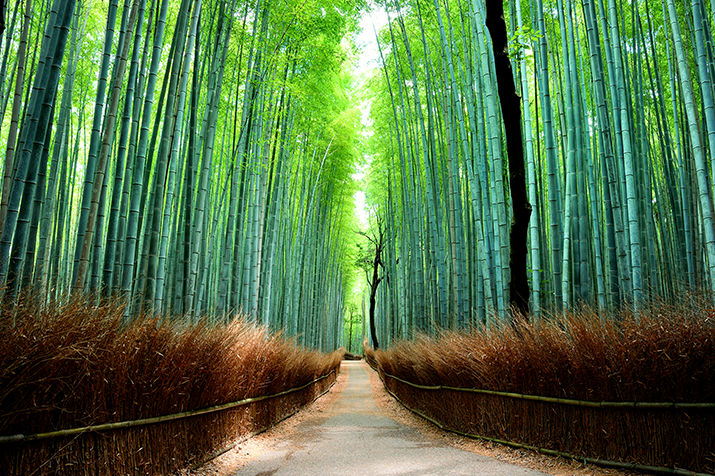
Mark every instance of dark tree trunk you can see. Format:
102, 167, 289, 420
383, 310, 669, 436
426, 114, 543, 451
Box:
369, 239, 382, 349
360, 219, 385, 350
485, 0, 532, 320
347, 311, 354, 353
0, 0, 5, 38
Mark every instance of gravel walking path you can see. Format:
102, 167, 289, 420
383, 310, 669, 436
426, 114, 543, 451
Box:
227, 360, 550, 475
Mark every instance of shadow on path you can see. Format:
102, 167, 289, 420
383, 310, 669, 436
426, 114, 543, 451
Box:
230, 361, 550, 476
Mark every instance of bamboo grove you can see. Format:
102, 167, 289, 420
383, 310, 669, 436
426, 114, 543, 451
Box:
363, 0, 715, 345
0, 0, 366, 350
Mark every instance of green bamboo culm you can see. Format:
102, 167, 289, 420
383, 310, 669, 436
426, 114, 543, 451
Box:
362, 0, 715, 335
0, 0, 364, 352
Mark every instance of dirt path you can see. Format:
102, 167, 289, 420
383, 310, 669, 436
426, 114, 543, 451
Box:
221, 361, 550, 475
188, 361, 646, 476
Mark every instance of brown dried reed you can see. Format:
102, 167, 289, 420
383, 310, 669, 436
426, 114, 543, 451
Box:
373, 301, 715, 403
367, 300, 715, 473
0, 295, 342, 474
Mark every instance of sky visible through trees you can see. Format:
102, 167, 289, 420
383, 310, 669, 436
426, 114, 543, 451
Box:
0, 0, 713, 351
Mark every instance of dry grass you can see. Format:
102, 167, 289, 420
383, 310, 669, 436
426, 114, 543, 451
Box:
373, 301, 715, 403
367, 301, 715, 473
183, 363, 351, 476
364, 361, 645, 476
0, 295, 342, 475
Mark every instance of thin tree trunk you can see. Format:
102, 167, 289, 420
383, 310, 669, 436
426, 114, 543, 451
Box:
0, 0, 32, 233
74, 0, 139, 291
1, 0, 76, 302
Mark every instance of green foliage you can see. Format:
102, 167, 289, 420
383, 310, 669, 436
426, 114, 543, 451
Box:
508, 24, 542, 62
0, 0, 367, 351
362, 0, 715, 342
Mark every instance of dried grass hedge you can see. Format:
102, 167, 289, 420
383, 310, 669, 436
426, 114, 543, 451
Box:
0, 296, 342, 475
367, 302, 715, 474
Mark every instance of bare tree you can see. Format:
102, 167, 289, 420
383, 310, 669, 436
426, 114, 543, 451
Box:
357, 215, 385, 349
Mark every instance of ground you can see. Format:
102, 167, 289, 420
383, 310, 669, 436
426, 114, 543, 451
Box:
183, 361, 650, 476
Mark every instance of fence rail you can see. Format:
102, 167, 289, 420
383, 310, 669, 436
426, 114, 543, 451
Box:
1, 367, 339, 475
365, 353, 714, 476
384, 371, 715, 410
0, 370, 335, 445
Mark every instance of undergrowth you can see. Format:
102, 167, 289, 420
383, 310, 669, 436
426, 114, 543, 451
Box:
0, 295, 343, 438
371, 299, 715, 403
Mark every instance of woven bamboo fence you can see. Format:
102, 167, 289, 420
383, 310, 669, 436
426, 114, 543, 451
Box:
0, 369, 337, 475
365, 354, 714, 476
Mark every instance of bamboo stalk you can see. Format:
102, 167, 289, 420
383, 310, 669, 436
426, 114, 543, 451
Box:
0, 370, 335, 444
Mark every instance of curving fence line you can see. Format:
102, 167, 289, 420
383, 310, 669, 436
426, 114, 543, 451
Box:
382, 372, 715, 411
365, 353, 714, 476
0, 369, 338, 475
0, 371, 336, 444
